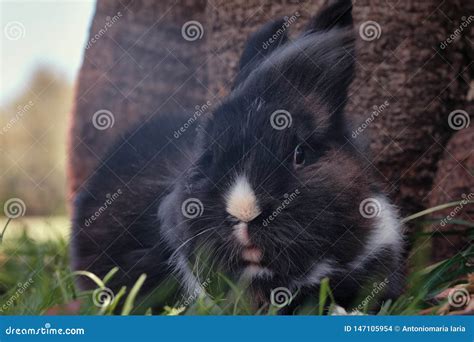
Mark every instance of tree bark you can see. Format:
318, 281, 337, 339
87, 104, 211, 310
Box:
68, 0, 208, 199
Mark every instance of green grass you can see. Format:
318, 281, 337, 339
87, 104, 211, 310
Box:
0, 203, 472, 316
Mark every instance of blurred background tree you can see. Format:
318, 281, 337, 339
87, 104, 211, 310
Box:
0, 67, 71, 216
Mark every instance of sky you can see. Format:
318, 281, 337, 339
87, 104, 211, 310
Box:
0, 0, 96, 105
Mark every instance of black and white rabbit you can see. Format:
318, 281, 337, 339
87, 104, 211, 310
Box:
71, 0, 405, 311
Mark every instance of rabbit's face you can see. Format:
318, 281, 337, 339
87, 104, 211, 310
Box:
165, 0, 371, 295
178, 91, 373, 289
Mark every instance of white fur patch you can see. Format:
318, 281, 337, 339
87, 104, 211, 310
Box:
242, 247, 262, 263
293, 259, 337, 287
350, 195, 403, 270
225, 175, 261, 222
241, 265, 274, 280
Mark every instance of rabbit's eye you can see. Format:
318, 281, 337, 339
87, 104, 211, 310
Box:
293, 144, 305, 168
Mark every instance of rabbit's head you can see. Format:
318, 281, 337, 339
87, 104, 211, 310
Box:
160, 0, 399, 303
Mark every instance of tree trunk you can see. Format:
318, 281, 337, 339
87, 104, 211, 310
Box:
67, 0, 208, 199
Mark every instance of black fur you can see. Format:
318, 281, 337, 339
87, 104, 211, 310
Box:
71, 0, 405, 312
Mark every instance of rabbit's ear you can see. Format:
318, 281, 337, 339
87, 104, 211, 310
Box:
304, 0, 353, 34
233, 18, 290, 89
235, 27, 355, 109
